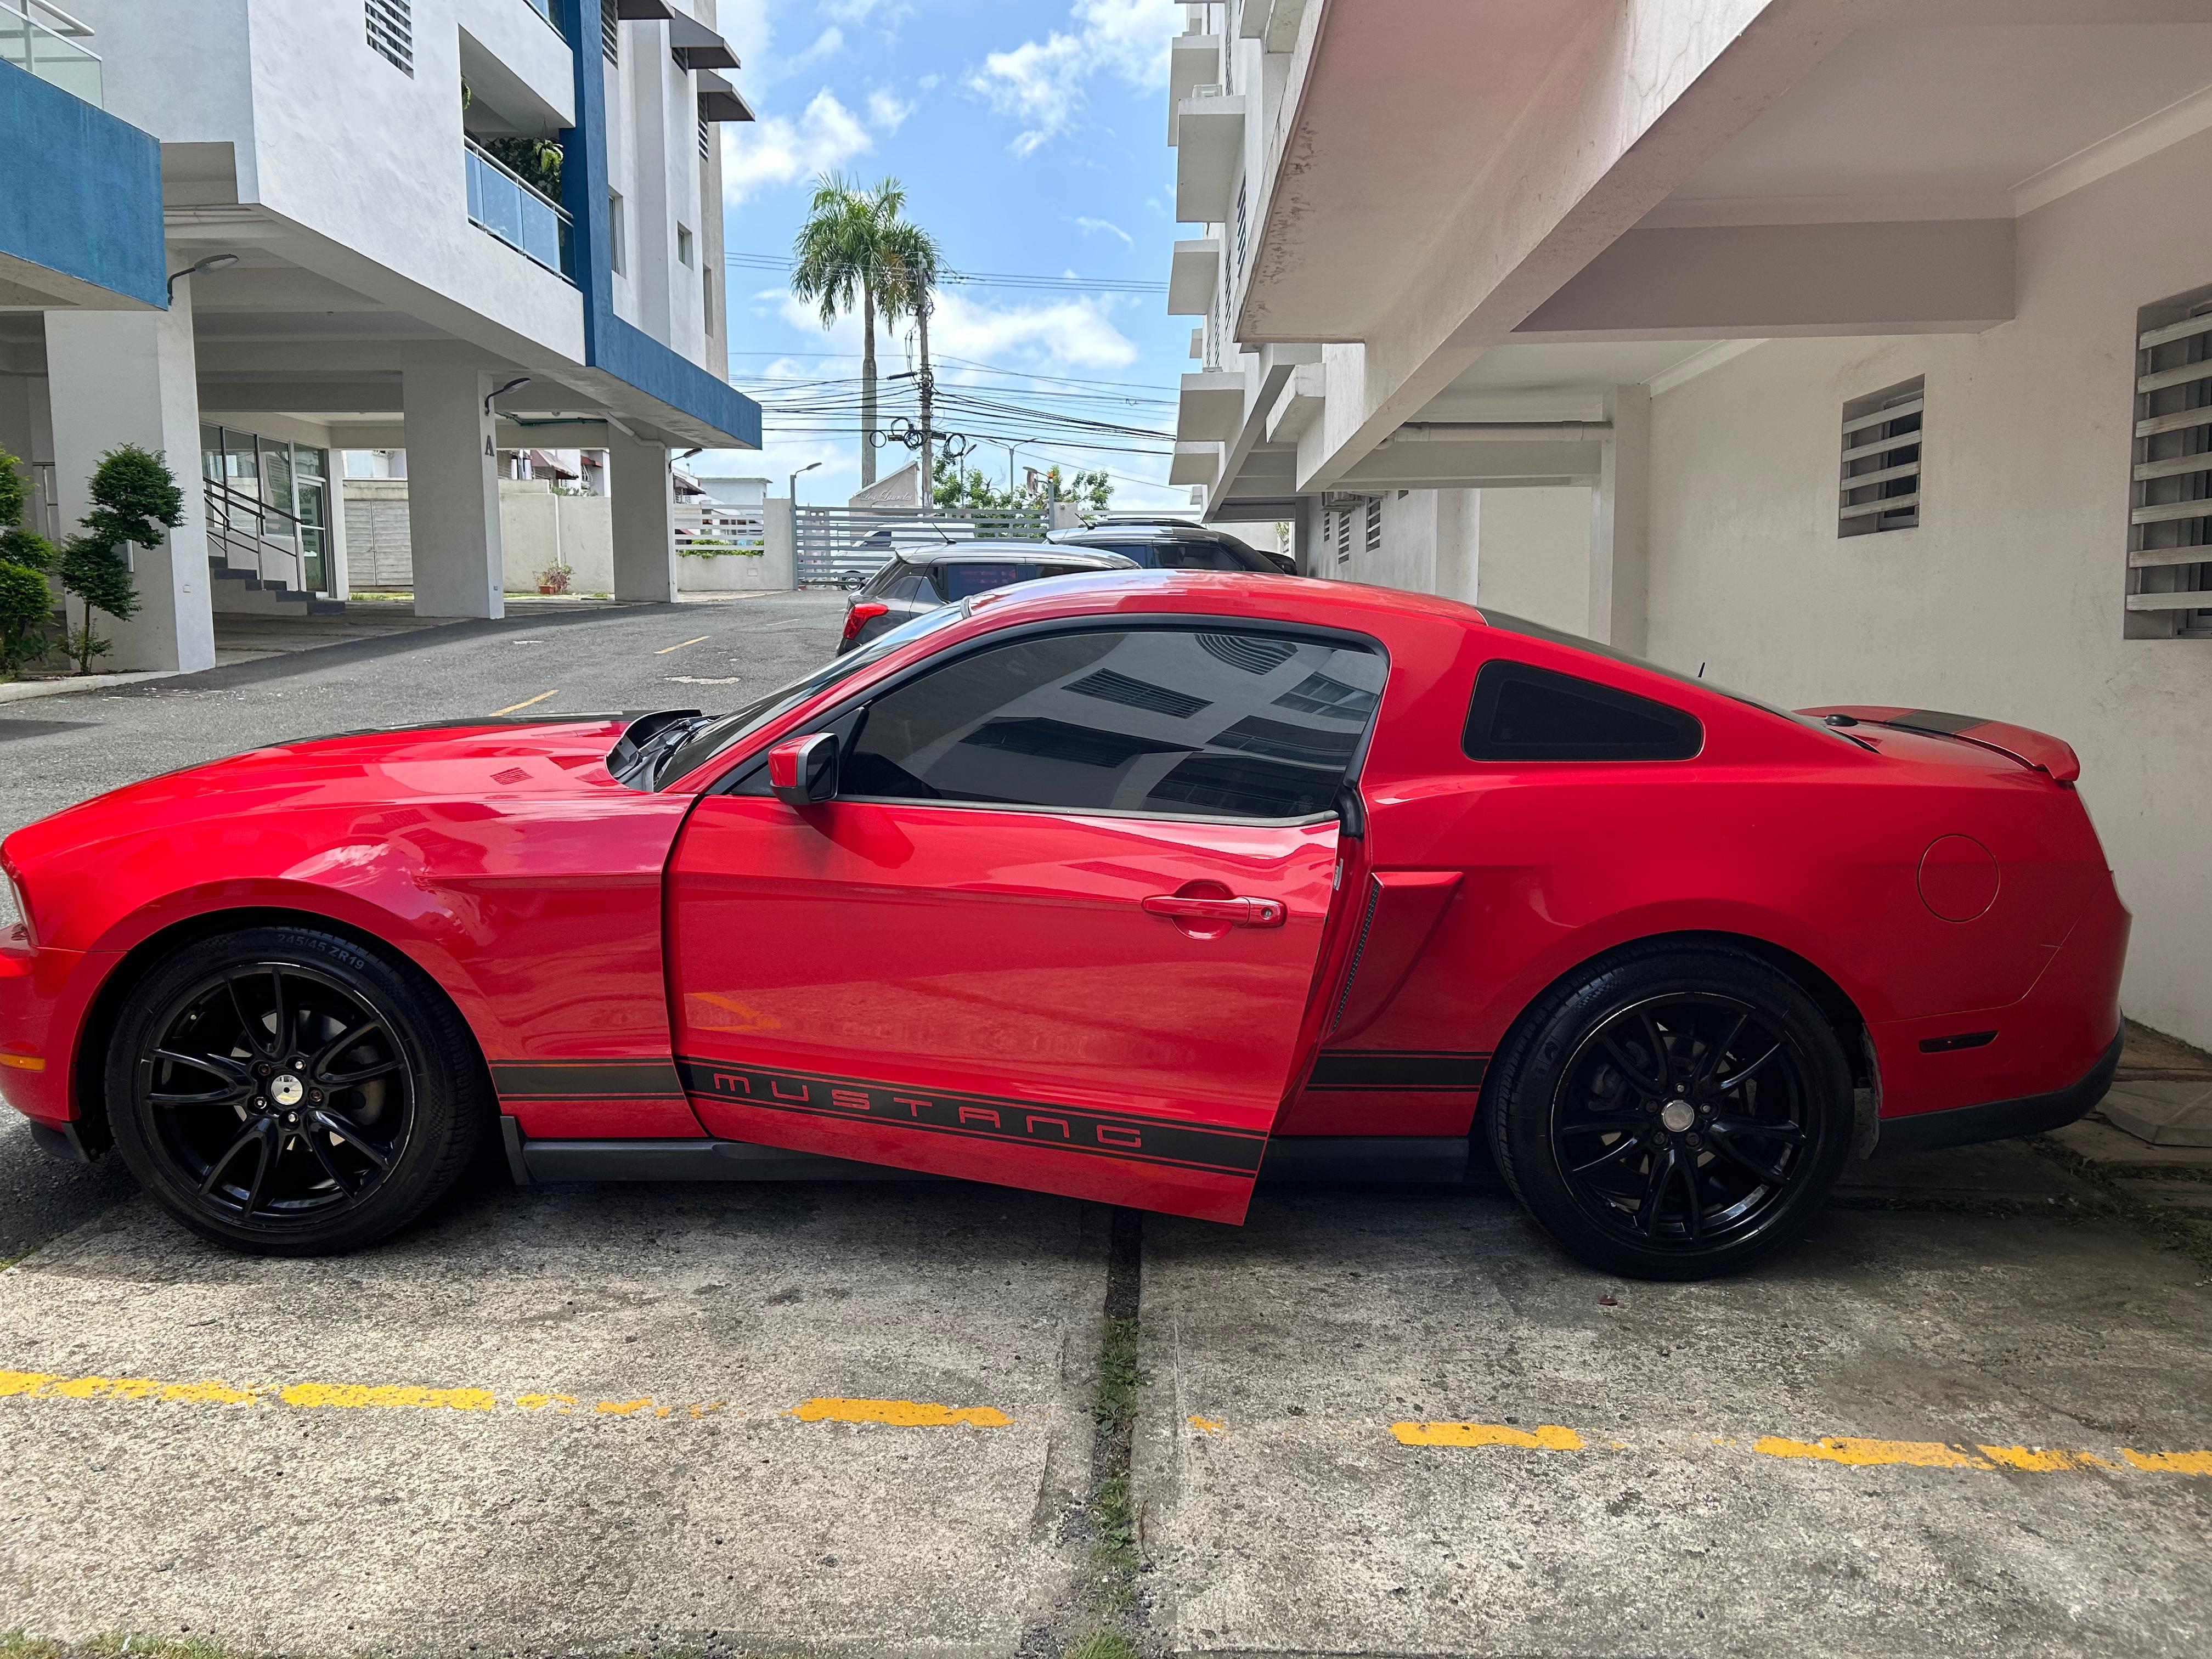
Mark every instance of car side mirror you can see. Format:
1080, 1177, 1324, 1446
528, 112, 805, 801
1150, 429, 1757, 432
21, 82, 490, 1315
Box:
766, 732, 839, 807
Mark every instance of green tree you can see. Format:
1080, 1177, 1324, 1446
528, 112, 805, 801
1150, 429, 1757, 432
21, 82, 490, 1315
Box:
792, 174, 906, 490
0, 447, 57, 674
933, 462, 1112, 520
59, 443, 182, 673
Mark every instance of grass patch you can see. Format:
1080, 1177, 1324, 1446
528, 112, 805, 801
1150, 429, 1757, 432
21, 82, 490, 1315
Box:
1, 1635, 259, 1659
1061, 1630, 1143, 1659
1093, 1314, 1141, 1439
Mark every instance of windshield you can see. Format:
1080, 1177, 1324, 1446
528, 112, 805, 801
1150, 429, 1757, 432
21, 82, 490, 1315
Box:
647, 604, 967, 787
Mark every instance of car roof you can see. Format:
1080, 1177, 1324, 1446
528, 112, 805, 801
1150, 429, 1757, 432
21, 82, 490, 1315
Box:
891, 544, 1139, 567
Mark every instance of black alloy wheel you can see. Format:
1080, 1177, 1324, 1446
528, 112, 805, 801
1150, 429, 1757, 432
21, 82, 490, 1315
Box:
108, 926, 485, 1255
1485, 945, 1853, 1280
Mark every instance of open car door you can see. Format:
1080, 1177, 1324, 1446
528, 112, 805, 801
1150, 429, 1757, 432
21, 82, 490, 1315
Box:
666, 622, 1386, 1223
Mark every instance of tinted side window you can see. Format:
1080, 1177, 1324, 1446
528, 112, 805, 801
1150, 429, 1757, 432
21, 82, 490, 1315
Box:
888, 571, 936, 605
930, 561, 1097, 601
1463, 660, 1701, 762
1150, 540, 1249, 572
1075, 540, 1162, 568
844, 628, 1385, 820
860, 560, 909, 597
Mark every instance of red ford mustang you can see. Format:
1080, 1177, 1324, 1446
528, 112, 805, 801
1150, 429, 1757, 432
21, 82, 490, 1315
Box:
0, 573, 2127, 1277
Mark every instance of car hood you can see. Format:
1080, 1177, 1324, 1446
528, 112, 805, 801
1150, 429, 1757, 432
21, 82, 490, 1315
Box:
3, 715, 635, 872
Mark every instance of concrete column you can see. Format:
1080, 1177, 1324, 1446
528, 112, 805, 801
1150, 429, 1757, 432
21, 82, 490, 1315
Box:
1293, 495, 1324, 578
761, 496, 795, 589
1435, 488, 1479, 606
400, 351, 503, 619
1587, 384, 1650, 653
608, 428, 676, 603
44, 291, 216, 673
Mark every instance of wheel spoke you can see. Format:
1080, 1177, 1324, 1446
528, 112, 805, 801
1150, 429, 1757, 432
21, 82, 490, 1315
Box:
304, 1128, 357, 1197
268, 968, 290, 1060
1679, 1152, 1703, 1240
1570, 1132, 1647, 1177
1633, 1144, 1679, 1238
225, 974, 272, 1058
312, 1109, 392, 1172
198, 1119, 267, 1197
1638, 1010, 1672, 1084
1694, 1011, 1750, 1090
1599, 1033, 1667, 1097
236, 1123, 276, 1217
311, 1019, 385, 1084
1705, 1120, 1795, 1184
321, 1057, 403, 1088
1559, 1114, 1637, 1136
149, 1048, 253, 1107
1707, 1041, 1783, 1098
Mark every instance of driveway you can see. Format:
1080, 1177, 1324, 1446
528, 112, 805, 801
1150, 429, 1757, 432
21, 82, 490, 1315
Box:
2, 590, 2209, 1657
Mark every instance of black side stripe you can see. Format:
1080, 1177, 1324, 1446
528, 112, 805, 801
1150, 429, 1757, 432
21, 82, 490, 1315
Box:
674, 1058, 1267, 1176
1306, 1051, 1490, 1092
490, 1060, 687, 1099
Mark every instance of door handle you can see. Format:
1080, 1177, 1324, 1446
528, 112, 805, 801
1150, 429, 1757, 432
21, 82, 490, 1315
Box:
1141, 894, 1288, 928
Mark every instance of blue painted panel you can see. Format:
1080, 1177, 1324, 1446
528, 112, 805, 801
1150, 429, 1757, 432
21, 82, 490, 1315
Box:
557, 4, 761, 448
0, 60, 164, 309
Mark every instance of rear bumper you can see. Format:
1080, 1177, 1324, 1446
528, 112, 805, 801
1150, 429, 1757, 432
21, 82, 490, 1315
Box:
1874, 1028, 2121, 1157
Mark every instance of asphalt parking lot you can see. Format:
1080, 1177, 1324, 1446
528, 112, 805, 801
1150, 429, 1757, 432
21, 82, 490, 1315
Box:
2, 592, 2209, 1658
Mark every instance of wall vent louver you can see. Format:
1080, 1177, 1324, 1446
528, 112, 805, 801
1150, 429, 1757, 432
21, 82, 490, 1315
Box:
1838, 377, 1922, 537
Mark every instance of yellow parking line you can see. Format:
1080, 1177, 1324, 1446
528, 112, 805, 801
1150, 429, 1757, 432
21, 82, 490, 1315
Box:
653, 635, 710, 654
789, 1396, 1012, 1428
1757, 1435, 1997, 1470
1392, 1420, 1583, 1451
492, 689, 558, 715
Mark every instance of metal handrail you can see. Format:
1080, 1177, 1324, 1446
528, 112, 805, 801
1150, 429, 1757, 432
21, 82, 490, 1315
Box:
205, 477, 308, 592
464, 136, 569, 221
464, 137, 574, 279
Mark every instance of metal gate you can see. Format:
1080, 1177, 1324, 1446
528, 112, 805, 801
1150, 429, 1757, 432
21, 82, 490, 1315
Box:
794, 506, 1051, 588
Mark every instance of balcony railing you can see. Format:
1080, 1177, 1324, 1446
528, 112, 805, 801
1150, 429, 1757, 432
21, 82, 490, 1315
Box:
0, 0, 101, 106
465, 137, 573, 280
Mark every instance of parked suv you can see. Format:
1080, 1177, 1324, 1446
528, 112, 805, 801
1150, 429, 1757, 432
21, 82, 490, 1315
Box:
837, 544, 1138, 653
1048, 517, 1293, 574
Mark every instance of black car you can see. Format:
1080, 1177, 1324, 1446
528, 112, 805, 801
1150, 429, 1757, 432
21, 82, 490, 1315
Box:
837, 544, 1139, 653
1047, 517, 1293, 574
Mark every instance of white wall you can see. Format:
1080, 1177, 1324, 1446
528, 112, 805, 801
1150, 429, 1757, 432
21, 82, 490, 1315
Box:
1475, 487, 1591, 633
1644, 126, 2212, 1048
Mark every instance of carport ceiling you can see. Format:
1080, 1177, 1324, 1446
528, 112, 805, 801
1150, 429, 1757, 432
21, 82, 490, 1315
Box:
1656, 22, 2212, 221
1417, 341, 1726, 420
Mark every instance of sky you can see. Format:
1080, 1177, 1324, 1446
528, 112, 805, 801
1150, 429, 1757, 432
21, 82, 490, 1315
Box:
698, 0, 1190, 511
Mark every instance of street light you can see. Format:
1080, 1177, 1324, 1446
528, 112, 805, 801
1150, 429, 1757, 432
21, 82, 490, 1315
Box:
788, 459, 822, 504
165, 252, 238, 302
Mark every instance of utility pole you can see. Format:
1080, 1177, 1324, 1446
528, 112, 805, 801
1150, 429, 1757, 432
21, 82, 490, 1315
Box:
916, 299, 935, 501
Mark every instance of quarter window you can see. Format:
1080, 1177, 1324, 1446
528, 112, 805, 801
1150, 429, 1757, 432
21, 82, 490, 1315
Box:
1463, 659, 1701, 763
843, 628, 1385, 820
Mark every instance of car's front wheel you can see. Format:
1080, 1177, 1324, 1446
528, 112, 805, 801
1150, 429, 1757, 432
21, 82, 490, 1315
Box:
1483, 945, 1854, 1280
106, 924, 486, 1255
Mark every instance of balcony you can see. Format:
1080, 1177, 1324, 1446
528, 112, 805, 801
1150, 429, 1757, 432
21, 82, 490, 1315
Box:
1168, 31, 1220, 143
1, 1, 100, 107
465, 138, 573, 280
1173, 91, 1245, 223
1168, 237, 1220, 316
1179, 371, 1247, 443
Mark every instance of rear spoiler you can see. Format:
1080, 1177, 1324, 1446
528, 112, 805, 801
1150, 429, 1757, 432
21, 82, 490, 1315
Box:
1799, 706, 2080, 784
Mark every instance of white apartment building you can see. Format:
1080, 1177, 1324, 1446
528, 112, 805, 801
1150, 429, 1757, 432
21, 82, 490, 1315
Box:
1168, 0, 2212, 1048
0, 0, 757, 667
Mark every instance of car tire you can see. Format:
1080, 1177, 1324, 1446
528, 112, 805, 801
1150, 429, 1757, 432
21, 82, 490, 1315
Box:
1483, 944, 1854, 1280
106, 924, 487, 1256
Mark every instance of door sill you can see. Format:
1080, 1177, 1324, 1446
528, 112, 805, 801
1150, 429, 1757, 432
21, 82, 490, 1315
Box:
1258, 1136, 1469, 1185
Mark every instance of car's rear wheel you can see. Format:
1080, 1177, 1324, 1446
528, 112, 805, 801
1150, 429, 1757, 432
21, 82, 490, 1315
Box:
106, 925, 485, 1256
1484, 945, 1853, 1280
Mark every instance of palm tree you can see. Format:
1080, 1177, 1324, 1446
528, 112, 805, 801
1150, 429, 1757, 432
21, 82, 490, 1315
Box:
790, 173, 906, 488
881, 218, 945, 497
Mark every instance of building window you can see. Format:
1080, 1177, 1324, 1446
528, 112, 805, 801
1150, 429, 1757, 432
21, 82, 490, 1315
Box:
2129, 286, 2212, 637
1838, 377, 1923, 537
1234, 177, 1248, 286
677, 224, 695, 268
703, 268, 715, 334
608, 191, 625, 275
600, 0, 618, 63
1333, 507, 1351, 567
698, 111, 711, 161
1364, 495, 1383, 553
365, 0, 413, 75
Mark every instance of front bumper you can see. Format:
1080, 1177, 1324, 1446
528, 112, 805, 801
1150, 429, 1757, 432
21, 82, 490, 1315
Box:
0, 944, 94, 1133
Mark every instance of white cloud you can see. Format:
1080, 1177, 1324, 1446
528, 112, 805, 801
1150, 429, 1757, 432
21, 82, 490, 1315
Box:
966, 0, 1179, 155
715, 0, 771, 75
793, 25, 843, 65
821, 0, 901, 23
721, 88, 872, 206
1071, 216, 1131, 244
866, 88, 913, 132
768, 286, 1141, 376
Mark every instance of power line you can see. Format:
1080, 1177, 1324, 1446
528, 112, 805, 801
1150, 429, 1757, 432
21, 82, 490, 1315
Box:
727, 251, 1167, 296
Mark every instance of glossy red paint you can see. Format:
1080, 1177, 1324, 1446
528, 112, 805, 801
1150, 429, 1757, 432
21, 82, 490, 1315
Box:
0, 571, 2129, 1223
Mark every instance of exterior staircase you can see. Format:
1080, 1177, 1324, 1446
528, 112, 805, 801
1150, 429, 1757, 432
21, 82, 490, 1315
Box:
206, 481, 345, 617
